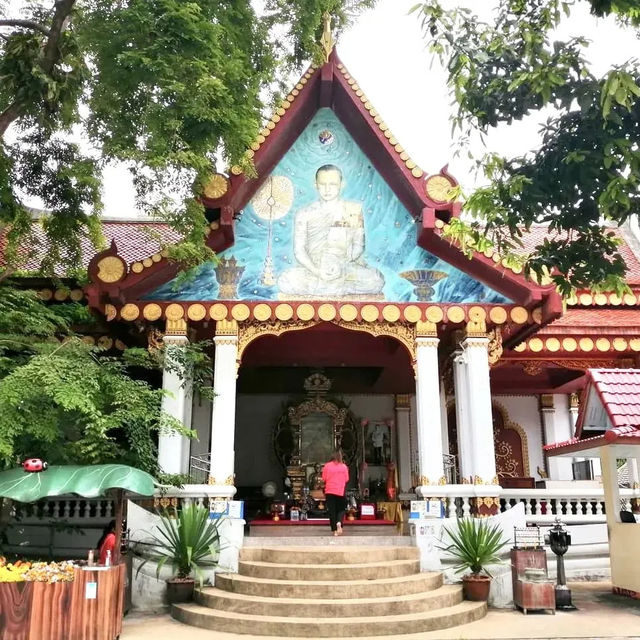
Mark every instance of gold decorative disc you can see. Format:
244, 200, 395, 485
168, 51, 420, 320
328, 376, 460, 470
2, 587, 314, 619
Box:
468, 306, 486, 322
382, 305, 400, 322
231, 303, 250, 321
403, 305, 421, 323
318, 304, 337, 322
187, 304, 207, 321
39, 289, 53, 300
510, 306, 529, 324
165, 303, 184, 321
98, 336, 113, 350
361, 304, 379, 322
425, 175, 455, 203
513, 342, 526, 352
70, 289, 84, 301
425, 306, 444, 323
562, 338, 577, 352
339, 304, 358, 322
531, 307, 543, 324
630, 338, 640, 352
489, 307, 507, 324
594, 293, 607, 306
613, 338, 627, 352
545, 338, 560, 352
54, 289, 69, 301
210, 303, 228, 320
251, 175, 294, 220
579, 293, 593, 305
104, 304, 117, 322
446, 306, 465, 324
120, 303, 140, 321
529, 338, 543, 352
623, 292, 637, 305
142, 258, 153, 268
253, 303, 272, 321
131, 262, 143, 273
596, 338, 611, 352
96, 256, 126, 283
296, 304, 315, 321
143, 304, 162, 321
275, 304, 293, 321
579, 337, 594, 351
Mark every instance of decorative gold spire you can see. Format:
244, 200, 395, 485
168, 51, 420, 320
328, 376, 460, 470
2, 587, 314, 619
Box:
320, 12, 335, 63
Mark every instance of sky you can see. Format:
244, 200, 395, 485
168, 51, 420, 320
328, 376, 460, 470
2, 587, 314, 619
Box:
6, 0, 640, 218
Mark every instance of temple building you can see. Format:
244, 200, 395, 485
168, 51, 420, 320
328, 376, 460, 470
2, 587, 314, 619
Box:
5, 46, 640, 521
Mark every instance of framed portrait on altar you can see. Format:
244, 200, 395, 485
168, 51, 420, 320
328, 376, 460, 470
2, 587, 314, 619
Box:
364, 421, 391, 465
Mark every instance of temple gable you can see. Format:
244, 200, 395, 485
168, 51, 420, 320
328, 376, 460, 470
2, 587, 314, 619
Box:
147, 109, 509, 304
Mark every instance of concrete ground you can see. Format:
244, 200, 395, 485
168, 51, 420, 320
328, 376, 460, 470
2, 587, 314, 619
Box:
121, 582, 640, 639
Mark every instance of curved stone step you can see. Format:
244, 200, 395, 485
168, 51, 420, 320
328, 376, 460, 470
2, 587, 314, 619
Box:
238, 558, 420, 581
215, 571, 442, 599
240, 545, 419, 565
195, 583, 462, 617
172, 600, 487, 637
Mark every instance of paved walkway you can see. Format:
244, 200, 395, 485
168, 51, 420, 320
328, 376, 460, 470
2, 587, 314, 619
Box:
122, 582, 640, 639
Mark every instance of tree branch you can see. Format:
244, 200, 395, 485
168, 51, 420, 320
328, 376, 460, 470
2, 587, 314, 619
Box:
0, 19, 49, 36
41, 0, 76, 74
0, 0, 77, 136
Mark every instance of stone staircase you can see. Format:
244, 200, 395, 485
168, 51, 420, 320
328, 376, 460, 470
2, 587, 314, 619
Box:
172, 545, 487, 636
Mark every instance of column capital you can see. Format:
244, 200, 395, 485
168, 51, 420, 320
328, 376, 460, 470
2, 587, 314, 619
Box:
163, 333, 189, 346
215, 319, 239, 337
540, 393, 555, 411
165, 317, 188, 338
395, 394, 411, 410
461, 334, 489, 349
416, 320, 438, 337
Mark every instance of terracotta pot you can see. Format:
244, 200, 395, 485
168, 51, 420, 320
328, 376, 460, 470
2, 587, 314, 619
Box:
462, 574, 491, 601
166, 578, 194, 604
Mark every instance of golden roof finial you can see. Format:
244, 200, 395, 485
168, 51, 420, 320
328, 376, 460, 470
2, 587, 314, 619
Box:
320, 12, 336, 63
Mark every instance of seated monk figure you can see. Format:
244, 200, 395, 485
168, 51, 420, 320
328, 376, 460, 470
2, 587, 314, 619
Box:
278, 165, 384, 297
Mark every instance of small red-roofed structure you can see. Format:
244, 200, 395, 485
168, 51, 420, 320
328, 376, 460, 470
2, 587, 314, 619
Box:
545, 369, 640, 599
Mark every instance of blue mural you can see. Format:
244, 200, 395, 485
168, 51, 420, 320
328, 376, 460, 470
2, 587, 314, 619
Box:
148, 109, 510, 304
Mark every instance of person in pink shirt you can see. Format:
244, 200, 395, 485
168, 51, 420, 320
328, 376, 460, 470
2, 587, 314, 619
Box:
322, 450, 349, 536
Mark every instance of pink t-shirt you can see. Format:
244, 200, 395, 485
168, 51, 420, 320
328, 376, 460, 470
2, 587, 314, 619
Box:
322, 461, 349, 496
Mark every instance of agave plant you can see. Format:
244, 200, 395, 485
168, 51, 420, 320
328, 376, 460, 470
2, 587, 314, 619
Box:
137, 504, 223, 585
440, 518, 509, 577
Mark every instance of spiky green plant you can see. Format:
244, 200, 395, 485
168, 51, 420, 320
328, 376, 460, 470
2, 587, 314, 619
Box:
137, 504, 223, 585
440, 518, 509, 577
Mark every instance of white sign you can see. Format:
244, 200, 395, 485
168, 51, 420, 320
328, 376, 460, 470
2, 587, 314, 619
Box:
410, 500, 444, 519
209, 499, 244, 519
85, 582, 97, 600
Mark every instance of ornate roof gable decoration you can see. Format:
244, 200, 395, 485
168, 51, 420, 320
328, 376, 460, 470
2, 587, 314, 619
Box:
84, 14, 562, 332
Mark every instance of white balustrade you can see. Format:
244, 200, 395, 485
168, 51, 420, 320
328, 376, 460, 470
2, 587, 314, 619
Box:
413, 484, 640, 524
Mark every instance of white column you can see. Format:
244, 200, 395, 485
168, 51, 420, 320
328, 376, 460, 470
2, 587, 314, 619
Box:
415, 333, 445, 489
462, 335, 498, 485
540, 395, 574, 480
569, 393, 579, 430
158, 335, 192, 475
440, 382, 449, 475
453, 348, 473, 483
209, 320, 239, 498
395, 395, 413, 493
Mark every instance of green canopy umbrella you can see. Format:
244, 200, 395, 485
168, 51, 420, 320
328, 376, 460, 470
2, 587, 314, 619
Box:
0, 464, 156, 564
0, 464, 155, 503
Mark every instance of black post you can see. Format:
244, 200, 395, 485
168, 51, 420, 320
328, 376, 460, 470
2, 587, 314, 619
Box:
546, 517, 576, 610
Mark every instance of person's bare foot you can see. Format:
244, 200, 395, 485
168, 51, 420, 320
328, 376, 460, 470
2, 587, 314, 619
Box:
336, 523, 343, 536
333, 530, 339, 536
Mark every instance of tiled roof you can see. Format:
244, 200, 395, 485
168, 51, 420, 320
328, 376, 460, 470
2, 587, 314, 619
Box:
517, 225, 640, 285
590, 369, 640, 429
544, 368, 640, 455
548, 309, 640, 328
0, 220, 180, 275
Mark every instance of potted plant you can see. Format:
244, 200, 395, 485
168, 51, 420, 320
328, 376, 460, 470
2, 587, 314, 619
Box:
440, 517, 509, 601
137, 503, 223, 604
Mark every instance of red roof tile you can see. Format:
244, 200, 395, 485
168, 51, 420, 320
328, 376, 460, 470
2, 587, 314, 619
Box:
542, 309, 640, 330
518, 226, 640, 285
0, 220, 180, 275
590, 369, 640, 429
